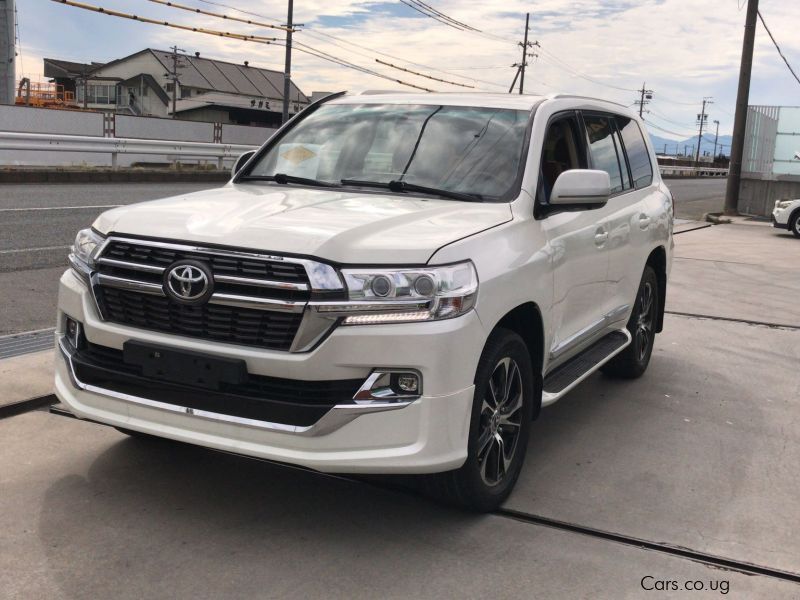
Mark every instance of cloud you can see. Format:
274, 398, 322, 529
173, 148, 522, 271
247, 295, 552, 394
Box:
15, 0, 800, 139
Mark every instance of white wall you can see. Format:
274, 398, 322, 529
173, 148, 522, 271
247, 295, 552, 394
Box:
0, 105, 276, 167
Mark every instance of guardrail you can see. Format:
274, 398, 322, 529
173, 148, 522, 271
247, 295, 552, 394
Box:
658, 165, 729, 177
0, 131, 259, 169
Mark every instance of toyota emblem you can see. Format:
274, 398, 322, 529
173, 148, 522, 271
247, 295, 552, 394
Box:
164, 261, 213, 304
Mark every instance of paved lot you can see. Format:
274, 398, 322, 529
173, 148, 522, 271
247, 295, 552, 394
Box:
2, 184, 799, 598
665, 178, 726, 220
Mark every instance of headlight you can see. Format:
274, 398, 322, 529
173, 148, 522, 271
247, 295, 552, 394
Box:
313, 261, 478, 325
776, 200, 795, 209
69, 228, 105, 278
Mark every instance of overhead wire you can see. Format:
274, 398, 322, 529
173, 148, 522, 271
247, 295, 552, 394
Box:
398, 0, 464, 30
757, 9, 800, 87
51, 0, 436, 92
375, 59, 474, 88
50, 0, 279, 43
145, 0, 292, 31
165, 0, 511, 90
407, 0, 480, 31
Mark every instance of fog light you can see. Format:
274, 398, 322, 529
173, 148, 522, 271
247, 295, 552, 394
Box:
65, 317, 82, 348
394, 373, 419, 393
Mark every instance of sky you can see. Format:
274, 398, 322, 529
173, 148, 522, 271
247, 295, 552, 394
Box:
13, 0, 800, 140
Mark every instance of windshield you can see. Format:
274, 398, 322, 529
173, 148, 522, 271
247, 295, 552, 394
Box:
245, 103, 530, 201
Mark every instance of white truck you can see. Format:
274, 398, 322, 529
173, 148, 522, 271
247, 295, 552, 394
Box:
56, 92, 673, 510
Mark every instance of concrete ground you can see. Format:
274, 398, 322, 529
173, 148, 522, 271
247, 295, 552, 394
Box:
1, 212, 799, 598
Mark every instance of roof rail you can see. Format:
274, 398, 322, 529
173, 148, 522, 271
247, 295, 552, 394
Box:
356, 90, 415, 95
544, 92, 628, 109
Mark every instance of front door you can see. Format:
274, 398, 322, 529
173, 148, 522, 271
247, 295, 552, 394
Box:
538, 112, 613, 365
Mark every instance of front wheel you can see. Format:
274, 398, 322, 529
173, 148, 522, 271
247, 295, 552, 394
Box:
791, 211, 800, 238
428, 329, 535, 512
601, 265, 659, 379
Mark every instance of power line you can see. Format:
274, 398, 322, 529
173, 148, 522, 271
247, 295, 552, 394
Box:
291, 41, 435, 92
167, 0, 502, 90
173, 0, 509, 89
536, 48, 637, 93
146, 0, 292, 31
757, 9, 800, 86
51, 0, 436, 92
375, 59, 474, 88
50, 0, 279, 43
407, 0, 480, 31
398, 0, 464, 30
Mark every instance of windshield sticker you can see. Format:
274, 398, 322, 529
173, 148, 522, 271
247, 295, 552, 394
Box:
276, 143, 321, 179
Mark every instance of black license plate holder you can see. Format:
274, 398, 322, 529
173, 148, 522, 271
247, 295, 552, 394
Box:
123, 341, 248, 390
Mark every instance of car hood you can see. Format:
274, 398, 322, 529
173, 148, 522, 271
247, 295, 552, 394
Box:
93, 183, 513, 264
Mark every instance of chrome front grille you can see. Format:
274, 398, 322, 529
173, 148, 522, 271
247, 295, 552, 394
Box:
100, 240, 310, 289
90, 237, 341, 352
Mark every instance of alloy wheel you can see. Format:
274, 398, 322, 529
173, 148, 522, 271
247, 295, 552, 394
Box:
635, 281, 655, 362
477, 357, 524, 486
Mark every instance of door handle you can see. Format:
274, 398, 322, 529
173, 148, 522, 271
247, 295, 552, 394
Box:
638, 215, 652, 229
594, 231, 609, 245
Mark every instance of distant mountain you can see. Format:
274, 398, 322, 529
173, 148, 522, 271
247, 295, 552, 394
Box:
647, 132, 733, 158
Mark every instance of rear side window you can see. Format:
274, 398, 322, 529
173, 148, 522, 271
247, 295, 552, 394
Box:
617, 116, 654, 188
582, 115, 629, 193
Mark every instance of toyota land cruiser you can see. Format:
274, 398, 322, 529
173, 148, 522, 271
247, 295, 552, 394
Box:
55, 92, 673, 511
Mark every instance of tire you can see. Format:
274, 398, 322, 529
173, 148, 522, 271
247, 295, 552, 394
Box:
791, 210, 800, 238
601, 265, 659, 379
428, 329, 535, 512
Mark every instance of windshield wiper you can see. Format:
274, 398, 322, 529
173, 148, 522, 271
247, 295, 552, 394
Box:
341, 179, 483, 202
241, 173, 340, 188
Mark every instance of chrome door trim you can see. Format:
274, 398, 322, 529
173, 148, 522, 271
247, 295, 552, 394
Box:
549, 303, 630, 360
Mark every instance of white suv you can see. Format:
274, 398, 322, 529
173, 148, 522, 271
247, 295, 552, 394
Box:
55, 92, 673, 510
772, 198, 800, 237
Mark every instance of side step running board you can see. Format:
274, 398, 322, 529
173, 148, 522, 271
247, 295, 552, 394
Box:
542, 329, 631, 407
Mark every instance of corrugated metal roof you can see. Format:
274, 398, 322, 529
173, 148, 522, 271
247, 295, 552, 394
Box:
149, 49, 308, 102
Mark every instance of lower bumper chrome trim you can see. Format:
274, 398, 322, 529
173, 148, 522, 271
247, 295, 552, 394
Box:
57, 336, 413, 437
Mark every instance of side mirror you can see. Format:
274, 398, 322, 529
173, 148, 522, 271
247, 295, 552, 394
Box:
231, 150, 256, 178
549, 169, 611, 206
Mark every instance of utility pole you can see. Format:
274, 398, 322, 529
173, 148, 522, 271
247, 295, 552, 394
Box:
724, 0, 758, 215
712, 119, 720, 160
81, 65, 89, 109
508, 65, 521, 93
514, 13, 539, 95
519, 13, 529, 95
165, 45, 185, 119
635, 83, 653, 118
0, 0, 16, 105
282, 0, 294, 124
694, 97, 712, 167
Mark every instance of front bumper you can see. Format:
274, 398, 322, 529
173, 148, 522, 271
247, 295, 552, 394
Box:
772, 208, 789, 228
54, 269, 485, 473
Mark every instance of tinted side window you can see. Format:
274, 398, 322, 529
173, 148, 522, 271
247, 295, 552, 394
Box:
617, 116, 653, 188
539, 114, 586, 203
583, 115, 629, 194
